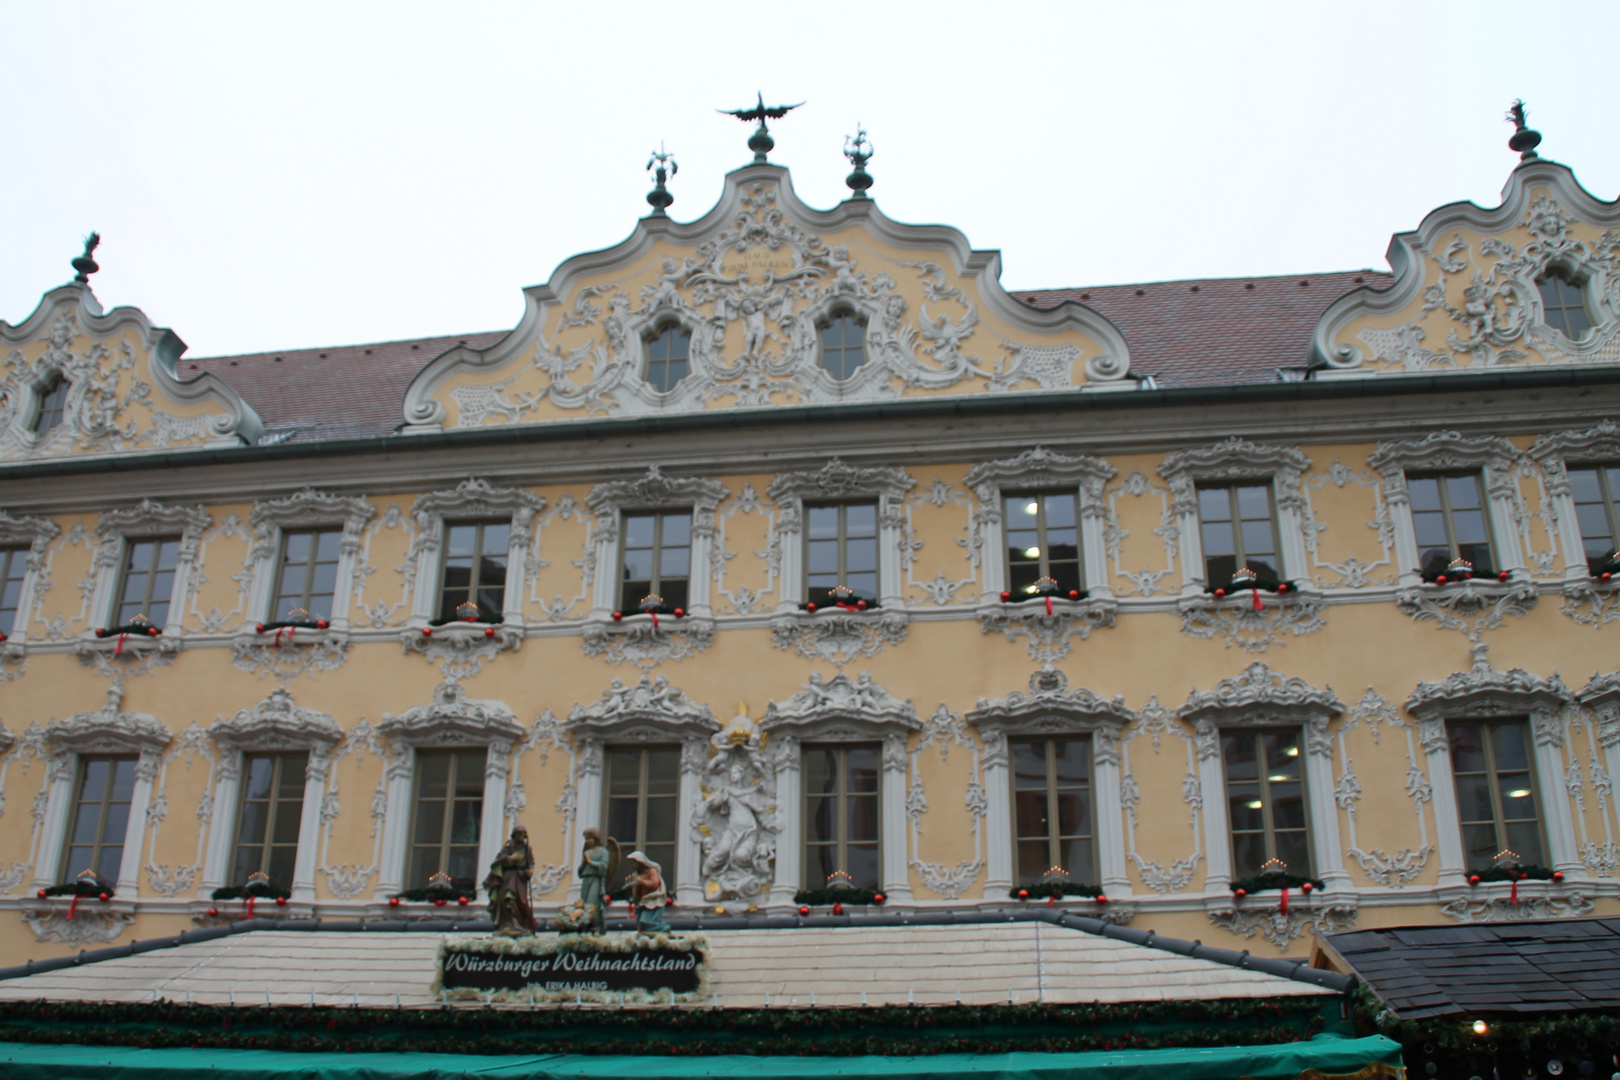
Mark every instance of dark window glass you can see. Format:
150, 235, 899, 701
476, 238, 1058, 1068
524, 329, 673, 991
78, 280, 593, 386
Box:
804, 744, 881, 891
1566, 466, 1620, 572
272, 529, 342, 622
1448, 719, 1545, 869
408, 749, 486, 891
805, 503, 878, 599
1004, 492, 1081, 598
604, 746, 680, 886
619, 511, 692, 613
819, 314, 867, 380
437, 521, 509, 622
1537, 272, 1592, 340
646, 326, 691, 392
1198, 484, 1280, 589
1409, 474, 1495, 579
114, 537, 182, 627
1011, 737, 1095, 887
229, 753, 306, 888
63, 756, 137, 884
33, 376, 68, 436
1222, 730, 1310, 879
0, 546, 28, 637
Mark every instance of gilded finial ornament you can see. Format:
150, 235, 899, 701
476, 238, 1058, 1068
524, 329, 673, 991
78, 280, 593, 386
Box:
646, 143, 677, 216
843, 125, 874, 198
72, 232, 101, 285
1506, 99, 1541, 162
718, 91, 804, 164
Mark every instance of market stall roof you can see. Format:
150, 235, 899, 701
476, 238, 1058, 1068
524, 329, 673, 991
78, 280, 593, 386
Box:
0, 920, 1337, 1009
1320, 916, 1620, 1020
0, 1035, 1406, 1080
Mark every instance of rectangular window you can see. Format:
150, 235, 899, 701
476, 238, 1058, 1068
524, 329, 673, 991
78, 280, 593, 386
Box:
1011, 736, 1094, 887
804, 744, 880, 891
408, 749, 486, 890
604, 746, 679, 887
1448, 719, 1546, 869
1198, 484, 1281, 589
0, 546, 28, 637
114, 537, 181, 627
1409, 474, 1495, 579
1566, 465, 1620, 573
1004, 493, 1081, 597
1222, 730, 1310, 879
230, 753, 307, 888
805, 503, 878, 600
63, 756, 137, 884
272, 529, 342, 622
437, 522, 509, 622
619, 512, 692, 614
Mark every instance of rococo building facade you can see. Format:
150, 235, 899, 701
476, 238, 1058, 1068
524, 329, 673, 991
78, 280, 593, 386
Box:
3, 112, 1620, 963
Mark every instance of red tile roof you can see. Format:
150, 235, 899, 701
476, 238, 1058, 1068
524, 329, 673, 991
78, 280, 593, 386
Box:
186, 270, 1389, 442
1016, 270, 1388, 386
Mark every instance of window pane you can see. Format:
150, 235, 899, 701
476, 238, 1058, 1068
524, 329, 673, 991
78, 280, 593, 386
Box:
1222, 735, 1257, 781
1052, 739, 1090, 785
446, 525, 478, 557
607, 798, 639, 842
659, 546, 690, 580
1014, 791, 1050, 839
807, 507, 840, 540
244, 756, 275, 800
1199, 488, 1232, 521
1016, 840, 1050, 884
450, 799, 481, 845
454, 751, 486, 796
1504, 822, 1546, 866
846, 746, 879, 792
272, 799, 303, 844
1491, 722, 1530, 771
481, 523, 510, 557
1497, 773, 1537, 820
1062, 838, 1094, 883
1240, 520, 1276, 560
1270, 782, 1307, 830
644, 795, 678, 845
95, 844, 124, 884
1235, 485, 1271, 520
806, 748, 835, 796
607, 749, 641, 795
1454, 774, 1494, 824
1408, 477, 1442, 511
237, 799, 270, 846
646, 748, 679, 795
1448, 723, 1486, 773
1231, 832, 1268, 879
847, 793, 880, 842
101, 802, 131, 849
1275, 831, 1311, 875
1013, 742, 1046, 789
1054, 791, 1090, 837
1228, 786, 1265, 832
845, 843, 880, 892
806, 796, 836, 845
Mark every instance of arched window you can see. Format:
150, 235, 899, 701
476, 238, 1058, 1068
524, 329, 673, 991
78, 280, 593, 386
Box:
33, 375, 68, 435
819, 313, 866, 380
1537, 270, 1591, 340
645, 325, 690, 392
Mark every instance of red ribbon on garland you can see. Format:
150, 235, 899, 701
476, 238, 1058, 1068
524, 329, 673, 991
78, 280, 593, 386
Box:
649, 612, 659, 630
114, 632, 128, 656
1252, 589, 1263, 612
274, 626, 295, 647
1279, 886, 1289, 915
246, 895, 256, 919
67, 894, 80, 920
1044, 596, 1053, 617
1510, 876, 1519, 905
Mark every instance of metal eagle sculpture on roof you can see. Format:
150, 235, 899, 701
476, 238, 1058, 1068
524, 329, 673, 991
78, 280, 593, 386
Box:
718, 91, 804, 163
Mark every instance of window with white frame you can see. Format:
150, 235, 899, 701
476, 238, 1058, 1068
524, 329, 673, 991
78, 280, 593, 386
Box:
0, 511, 57, 646
1220, 729, 1310, 879
1537, 270, 1591, 341
965, 448, 1116, 608
818, 311, 867, 381
32, 374, 68, 436
1004, 493, 1081, 597
229, 752, 307, 888
437, 521, 509, 622
1565, 464, 1620, 572
63, 756, 137, 883
804, 743, 881, 892
604, 746, 680, 885
1409, 473, 1496, 580
619, 512, 691, 614
1447, 718, 1547, 870
408, 748, 487, 891
765, 458, 913, 614
272, 531, 342, 623
242, 489, 376, 633
805, 503, 878, 601
405, 479, 543, 630
585, 467, 727, 624
112, 537, 180, 628
0, 546, 28, 637
1197, 484, 1282, 589
89, 501, 211, 637
645, 325, 691, 392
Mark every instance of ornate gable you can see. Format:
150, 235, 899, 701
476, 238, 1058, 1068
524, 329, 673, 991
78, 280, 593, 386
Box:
1314, 159, 1620, 375
0, 281, 261, 460
401, 163, 1132, 431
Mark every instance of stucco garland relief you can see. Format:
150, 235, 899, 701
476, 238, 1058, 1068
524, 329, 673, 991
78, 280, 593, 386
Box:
1441, 890, 1596, 923
143, 721, 217, 898
978, 604, 1115, 663
439, 182, 1107, 427
233, 632, 350, 685
906, 704, 985, 900
1351, 196, 1620, 373
356, 503, 415, 629
1178, 595, 1326, 654
1104, 469, 1176, 598
315, 717, 387, 900
711, 482, 773, 616
1119, 695, 1202, 894
771, 611, 908, 668
186, 510, 250, 635
905, 476, 976, 607
1339, 689, 1433, 886
21, 907, 136, 945
1206, 902, 1358, 949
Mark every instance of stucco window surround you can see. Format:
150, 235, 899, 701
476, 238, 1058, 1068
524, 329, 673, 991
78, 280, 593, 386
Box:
584, 466, 729, 630
561, 675, 721, 907
1179, 663, 1351, 898
1157, 439, 1314, 600
760, 672, 923, 905
0, 509, 60, 660
965, 446, 1118, 612
1405, 649, 1579, 888
373, 682, 525, 899
1367, 432, 1529, 591
200, 688, 344, 904
238, 488, 377, 639
1529, 421, 1620, 588
965, 675, 1136, 899
33, 691, 171, 898
404, 478, 544, 636
766, 457, 916, 614
81, 500, 211, 654
1578, 671, 1620, 860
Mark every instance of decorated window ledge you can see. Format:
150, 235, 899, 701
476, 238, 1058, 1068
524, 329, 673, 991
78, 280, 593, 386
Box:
767, 604, 908, 666
399, 619, 523, 682
78, 617, 180, 660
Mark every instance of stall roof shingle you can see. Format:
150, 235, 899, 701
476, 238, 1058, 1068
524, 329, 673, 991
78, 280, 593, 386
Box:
1323, 917, 1620, 1019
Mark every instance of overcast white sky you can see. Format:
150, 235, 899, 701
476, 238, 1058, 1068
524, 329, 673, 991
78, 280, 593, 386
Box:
3, 2, 1616, 359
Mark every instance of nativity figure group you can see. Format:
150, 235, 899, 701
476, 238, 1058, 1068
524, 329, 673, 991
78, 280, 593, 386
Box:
483, 824, 673, 938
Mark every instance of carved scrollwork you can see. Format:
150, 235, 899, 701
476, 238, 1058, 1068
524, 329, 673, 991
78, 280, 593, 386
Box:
760, 671, 923, 742
1158, 438, 1313, 516
46, 688, 171, 756
1439, 890, 1595, 923
1206, 901, 1357, 948
21, 904, 136, 944
978, 598, 1117, 662
1177, 591, 1326, 653
376, 681, 525, 748
1395, 578, 1537, 643
400, 623, 521, 682
1404, 644, 1570, 727
207, 687, 343, 754
563, 674, 721, 744
1179, 662, 1344, 732
581, 617, 715, 669
231, 629, 350, 683
769, 609, 907, 666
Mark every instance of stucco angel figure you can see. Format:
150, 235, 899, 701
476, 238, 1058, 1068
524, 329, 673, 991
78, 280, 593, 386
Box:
697, 747, 777, 901
484, 825, 537, 936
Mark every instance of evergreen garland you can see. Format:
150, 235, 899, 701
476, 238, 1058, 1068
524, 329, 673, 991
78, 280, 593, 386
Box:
792, 887, 881, 906
1465, 863, 1556, 883
211, 879, 289, 902
1355, 984, 1620, 1074
1008, 882, 1103, 900
1228, 871, 1324, 894
40, 876, 115, 899
391, 883, 478, 903
0, 997, 1330, 1058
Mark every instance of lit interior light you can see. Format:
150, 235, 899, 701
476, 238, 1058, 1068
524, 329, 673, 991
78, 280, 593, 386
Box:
1025, 502, 1040, 515
1268, 775, 1289, 782
1507, 789, 1531, 799
1247, 800, 1264, 809
1024, 547, 1041, 558
1285, 747, 1300, 757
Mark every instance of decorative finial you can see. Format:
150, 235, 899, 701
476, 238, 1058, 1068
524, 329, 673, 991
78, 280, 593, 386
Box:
1506, 99, 1541, 161
72, 232, 101, 285
718, 91, 804, 164
646, 143, 677, 216
843, 125, 874, 199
